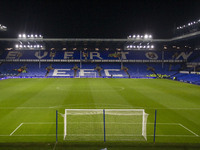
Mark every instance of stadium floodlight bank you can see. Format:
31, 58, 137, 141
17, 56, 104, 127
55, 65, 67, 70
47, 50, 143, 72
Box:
64, 109, 148, 141
0, 24, 7, 31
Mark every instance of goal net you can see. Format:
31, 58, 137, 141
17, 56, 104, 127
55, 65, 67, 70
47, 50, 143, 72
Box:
64, 109, 148, 141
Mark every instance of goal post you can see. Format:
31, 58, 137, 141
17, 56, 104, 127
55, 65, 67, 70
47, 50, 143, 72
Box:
64, 109, 148, 141
64, 109, 67, 140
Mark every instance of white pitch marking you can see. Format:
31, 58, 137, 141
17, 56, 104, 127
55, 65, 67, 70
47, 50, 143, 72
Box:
55, 86, 125, 92
10, 123, 23, 136
5, 122, 199, 138
5, 134, 63, 137
62, 134, 199, 137
179, 123, 199, 137
148, 135, 198, 137
23, 122, 179, 125
0, 134, 198, 137
23, 122, 63, 124
0, 106, 200, 110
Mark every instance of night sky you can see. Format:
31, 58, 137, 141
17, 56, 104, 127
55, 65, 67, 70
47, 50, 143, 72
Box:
0, 0, 200, 38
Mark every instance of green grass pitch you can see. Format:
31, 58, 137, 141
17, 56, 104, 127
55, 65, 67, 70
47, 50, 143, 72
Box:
0, 78, 200, 149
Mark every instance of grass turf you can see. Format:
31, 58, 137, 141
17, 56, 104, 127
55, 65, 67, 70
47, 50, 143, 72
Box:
0, 78, 200, 149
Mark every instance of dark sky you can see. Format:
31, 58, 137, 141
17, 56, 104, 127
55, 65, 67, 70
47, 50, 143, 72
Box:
0, 0, 200, 38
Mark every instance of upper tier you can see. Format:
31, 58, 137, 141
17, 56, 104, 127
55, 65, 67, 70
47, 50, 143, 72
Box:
0, 50, 199, 62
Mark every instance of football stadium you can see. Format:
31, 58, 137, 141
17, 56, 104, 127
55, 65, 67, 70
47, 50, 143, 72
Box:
1, 1, 200, 150
0, 30, 200, 150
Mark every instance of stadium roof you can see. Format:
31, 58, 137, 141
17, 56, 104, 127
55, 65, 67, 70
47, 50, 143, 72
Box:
0, 30, 200, 43
0, 31, 199, 51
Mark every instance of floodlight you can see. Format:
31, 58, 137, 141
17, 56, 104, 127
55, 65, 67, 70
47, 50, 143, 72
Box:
37, 45, 40, 48
137, 35, 140, 38
149, 35, 152, 38
130, 45, 133, 48
151, 45, 154, 49
22, 34, 26, 38
0, 24, 7, 31
188, 23, 191, 26
31, 34, 34, 38
133, 35, 136, 38
15, 45, 19, 48
19, 34, 22, 38
144, 34, 148, 38
35, 35, 38, 37
20, 45, 22, 48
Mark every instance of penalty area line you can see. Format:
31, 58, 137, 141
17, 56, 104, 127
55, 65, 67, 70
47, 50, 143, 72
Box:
10, 123, 23, 136
179, 123, 199, 137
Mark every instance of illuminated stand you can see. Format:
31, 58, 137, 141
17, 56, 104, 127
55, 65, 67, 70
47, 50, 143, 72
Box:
15, 34, 45, 68
124, 33, 154, 71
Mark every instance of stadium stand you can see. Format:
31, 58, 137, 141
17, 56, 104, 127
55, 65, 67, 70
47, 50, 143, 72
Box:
0, 49, 199, 83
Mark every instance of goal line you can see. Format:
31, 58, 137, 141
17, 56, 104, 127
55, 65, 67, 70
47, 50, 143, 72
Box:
5, 122, 199, 138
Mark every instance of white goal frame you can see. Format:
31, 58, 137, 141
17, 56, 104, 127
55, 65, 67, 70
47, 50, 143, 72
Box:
64, 109, 148, 141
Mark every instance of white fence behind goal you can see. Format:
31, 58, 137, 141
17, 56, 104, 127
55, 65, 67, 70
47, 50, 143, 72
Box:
64, 109, 148, 141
